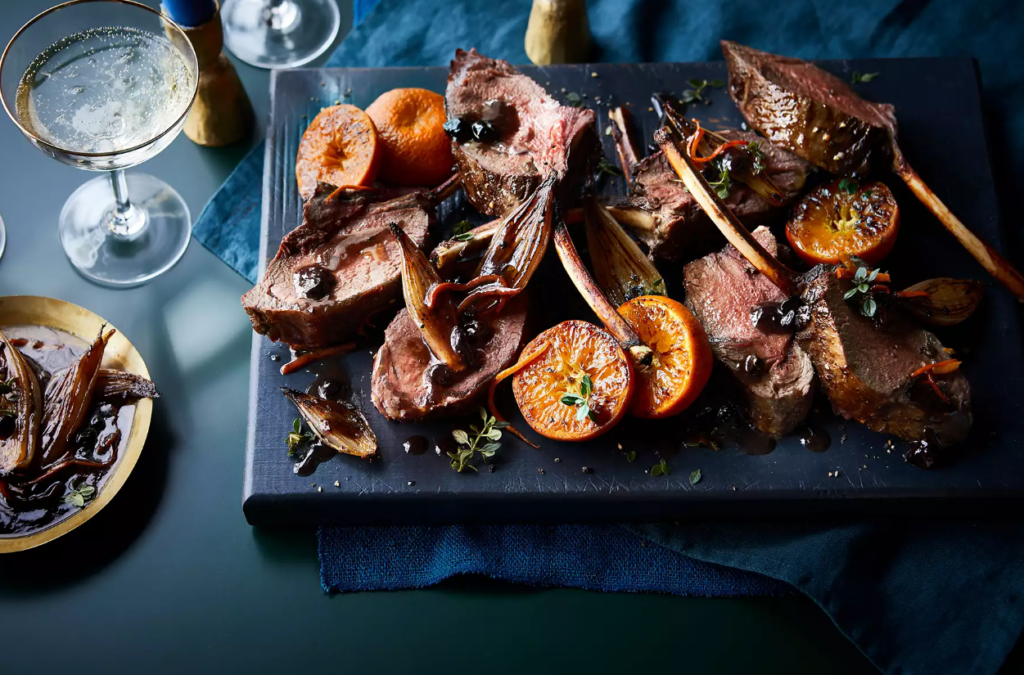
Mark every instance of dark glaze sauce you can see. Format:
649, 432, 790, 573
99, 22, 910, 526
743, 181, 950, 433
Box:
797, 425, 832, 453
681, 400, 777, 457
0, 326, 137, 537
292, 442, 336, 477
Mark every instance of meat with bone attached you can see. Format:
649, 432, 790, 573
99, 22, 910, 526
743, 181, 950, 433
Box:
445, 49, 598, 217
721, 40, 896, 176
797, 266, 971, 445
684, 227, 815, 437
242, 185, 434, 349
626, 130, 810, 261
371, 294, 529, 421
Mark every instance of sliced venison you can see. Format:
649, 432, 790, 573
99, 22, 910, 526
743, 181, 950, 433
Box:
242, 185, 434, 349
371, 294, 529, 421
797, 267, 971, 445
445, 49, 598, 217
627, 130, 810, 261
684, 227, 815, 437
721, 40, 896, 176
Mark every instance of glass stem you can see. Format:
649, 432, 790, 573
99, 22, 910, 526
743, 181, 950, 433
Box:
107, 170, 146, 238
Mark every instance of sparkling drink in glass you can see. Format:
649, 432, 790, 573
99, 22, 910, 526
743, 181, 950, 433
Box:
1, 0, 199, 286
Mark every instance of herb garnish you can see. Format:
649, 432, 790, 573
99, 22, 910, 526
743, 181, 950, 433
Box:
625, 450, 637, 462
843, 265, 885, 318
63, 482, 96, 508
689, 469, 702, 485
596, 156, 623, 178
452, 232, 475, 242
286, 418, 316, 456
838, 177, 859, 195
747, 141, 766, 174
451, 220, 474, 237
0, 377, 17, 419
561, 373, 597, 423
850, 71, 879, 85
565, 91, 585, 107
650, 458, 671, 477
449, 407, 507, 472
708, 165, 732, 199
681, 78, 724, 104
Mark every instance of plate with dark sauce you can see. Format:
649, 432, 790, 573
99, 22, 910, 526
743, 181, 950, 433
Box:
0, 296, 153, 553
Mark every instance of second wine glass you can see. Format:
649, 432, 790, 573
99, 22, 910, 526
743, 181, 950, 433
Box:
221, 0, 340, 69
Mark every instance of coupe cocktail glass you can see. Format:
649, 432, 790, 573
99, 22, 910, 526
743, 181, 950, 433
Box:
0, 0, 199, 286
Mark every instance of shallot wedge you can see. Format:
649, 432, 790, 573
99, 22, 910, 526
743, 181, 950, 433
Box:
389, 223, 465, 371
40, 328, 113, 468
897, 278, 984, 327
282, 388, 377, 459
458, 176, 556, 314
583, 197, 665, 308
95, 370, 161, 401
552, 216, 653, 367
0, 329, 42, 474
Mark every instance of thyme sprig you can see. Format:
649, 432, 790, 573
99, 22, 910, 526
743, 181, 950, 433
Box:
286, 418, 316, 456
681, 78, 724, 104
561, 373, 597, 423
449, 407, 508, 472
843, 264, 885, 318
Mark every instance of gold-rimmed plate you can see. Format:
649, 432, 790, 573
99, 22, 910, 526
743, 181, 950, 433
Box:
0, 296, 153, 553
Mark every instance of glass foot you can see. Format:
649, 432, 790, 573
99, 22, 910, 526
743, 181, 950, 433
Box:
59, 173, 191, 287
221, 0, 341, 69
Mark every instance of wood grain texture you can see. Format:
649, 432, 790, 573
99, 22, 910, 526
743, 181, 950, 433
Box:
244, 60, 1024, 526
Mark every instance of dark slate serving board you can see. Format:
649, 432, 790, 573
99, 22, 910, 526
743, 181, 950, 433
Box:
244, 59, 1024, 526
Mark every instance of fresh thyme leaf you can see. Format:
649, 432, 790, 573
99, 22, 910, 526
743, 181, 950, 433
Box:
844, 287, 860, 300
747, 141, 766, 174
596, 156, 623, 177
838, 177, 859, 194
689, 469, 702, 485
862, 297, 878, 318
452, 232, 474, 242
855, 266, 868, 281
680, 78, 724, 104
626, 450, 637, 462
708, 166, 732, 199
452, 220, 473, 236
63, 482, 96, 508
843, 263, 887, 320
562, 374, 597, 423
0, 378, 15, 396
449, 407, 504, 472
650, 458, 670, 477
286, 418, 316, 456
851, 71, 879, 85
565, 91, 584, 107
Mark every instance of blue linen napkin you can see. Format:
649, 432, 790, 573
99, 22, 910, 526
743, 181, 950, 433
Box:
198, 1, 1024, 673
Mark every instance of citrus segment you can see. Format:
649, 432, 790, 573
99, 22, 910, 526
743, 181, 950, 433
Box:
365, 88, 453, 186
296, 104, 381, 199
617, 295, 713, 418
512, 321, 634, 441
786, 178, 900, 266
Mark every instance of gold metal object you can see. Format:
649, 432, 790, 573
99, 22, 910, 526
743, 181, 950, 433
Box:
174, 2, 254, 146
0, 296, 153, 554
525, 0, 591, 66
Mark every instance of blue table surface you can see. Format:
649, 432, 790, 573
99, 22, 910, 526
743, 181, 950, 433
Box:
0, 1, 1020, 673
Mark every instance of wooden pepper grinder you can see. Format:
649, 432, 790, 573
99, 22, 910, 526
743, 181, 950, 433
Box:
164, 2, 254, 146
525, 0, 591, 65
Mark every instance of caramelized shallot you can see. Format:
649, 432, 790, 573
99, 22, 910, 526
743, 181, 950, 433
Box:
0, 329, 42, 474
584, 197, 665, 307
898, 277, 984, 327
389, 223, 465, 371
283, 388, 377, 459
